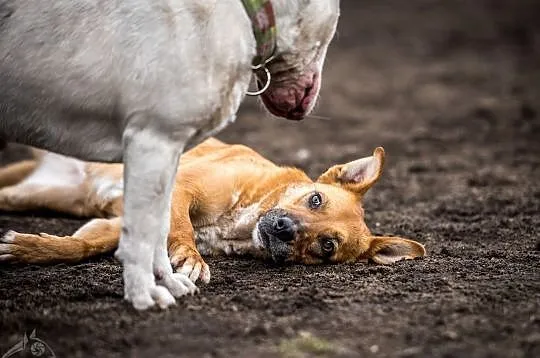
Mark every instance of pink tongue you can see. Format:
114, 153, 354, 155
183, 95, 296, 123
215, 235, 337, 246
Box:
298, 74, 318, 112
301, 94, 312, 111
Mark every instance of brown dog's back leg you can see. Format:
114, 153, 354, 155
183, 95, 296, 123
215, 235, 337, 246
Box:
0, 217, 121, 264
0, 160, 38, 189
0, 184, 90, 216
0, 149, 99, 216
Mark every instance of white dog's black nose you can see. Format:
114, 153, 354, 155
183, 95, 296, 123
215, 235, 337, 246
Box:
273, 216, 296, 242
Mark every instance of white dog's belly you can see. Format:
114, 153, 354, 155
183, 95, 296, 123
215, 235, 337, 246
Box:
29, 120, 124, 163
0, 83, 124, 162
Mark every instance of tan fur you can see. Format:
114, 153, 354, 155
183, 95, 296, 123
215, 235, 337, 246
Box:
0, 139, 425, 279
0, 160, 37, 188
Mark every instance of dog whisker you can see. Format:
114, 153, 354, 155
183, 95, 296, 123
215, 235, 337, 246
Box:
306, 115, 332, 121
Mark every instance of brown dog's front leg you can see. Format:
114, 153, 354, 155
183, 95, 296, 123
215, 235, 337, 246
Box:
167, 191, 210, 284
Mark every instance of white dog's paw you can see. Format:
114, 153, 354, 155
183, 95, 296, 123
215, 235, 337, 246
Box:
149, 286, 176, 309
126, 285, 176, 310
157, 272, 199, 297
122, 263, 177, 310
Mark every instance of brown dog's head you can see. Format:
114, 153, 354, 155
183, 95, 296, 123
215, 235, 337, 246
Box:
259, 0, 340, 120
253, 147, 426, 264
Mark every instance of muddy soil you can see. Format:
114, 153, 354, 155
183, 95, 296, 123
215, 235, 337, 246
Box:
1, 1, 539, 357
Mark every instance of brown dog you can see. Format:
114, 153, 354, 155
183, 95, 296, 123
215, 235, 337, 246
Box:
0, 139, 425, 284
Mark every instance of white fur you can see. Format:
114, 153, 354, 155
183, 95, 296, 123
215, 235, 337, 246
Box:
0, 231, 17, 262
231, 191, 241, 206
0, 230, 16, 244
233, 204, 260, 232
195, 203, 262, 256
21, 153, 85, 188
93, 177, 124, 202
282, 184, 313, 203
252, 223, 264, 249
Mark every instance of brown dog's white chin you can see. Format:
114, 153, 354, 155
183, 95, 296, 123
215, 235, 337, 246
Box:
252, 223, 265, 250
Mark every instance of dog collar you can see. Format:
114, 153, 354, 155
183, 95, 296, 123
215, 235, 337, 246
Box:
241, 0, 277, 96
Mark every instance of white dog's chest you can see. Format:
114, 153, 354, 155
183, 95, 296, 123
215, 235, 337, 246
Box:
194, 204, 260, 256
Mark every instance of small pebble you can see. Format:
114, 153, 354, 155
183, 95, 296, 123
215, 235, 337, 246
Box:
443, 330, 458, 340
295, 149, 311, 161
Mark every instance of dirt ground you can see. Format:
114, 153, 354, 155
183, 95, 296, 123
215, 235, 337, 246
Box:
1, 0, 539, 357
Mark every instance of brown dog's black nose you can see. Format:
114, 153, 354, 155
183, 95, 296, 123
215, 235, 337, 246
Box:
273, 216, 296, 242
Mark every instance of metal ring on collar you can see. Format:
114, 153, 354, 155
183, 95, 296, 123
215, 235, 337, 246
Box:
252, 54, 276, 70
246, 66, 271, 96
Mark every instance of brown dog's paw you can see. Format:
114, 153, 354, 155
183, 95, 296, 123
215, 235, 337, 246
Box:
0, 231, 47, 263
0, 230, 18, 262
169, 244, 210, 284
0, 231, 74, 264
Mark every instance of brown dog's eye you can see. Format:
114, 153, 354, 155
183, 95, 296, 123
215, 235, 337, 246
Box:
321, 238, 335, 255
308, 192, 322, 209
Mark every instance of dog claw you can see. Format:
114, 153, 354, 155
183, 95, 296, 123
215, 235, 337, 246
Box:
122, 263, 179, 310
0, 254, 15, 262
169, 245, 211, 284
157, 272, 198, 298
0, 234, 16, 260
172, 272, 199, 294
131, 292, 157, 311
1, 230, 16, 243
200, 265, 211, 284
178, 258, 209, 284
150, 286, 177, 309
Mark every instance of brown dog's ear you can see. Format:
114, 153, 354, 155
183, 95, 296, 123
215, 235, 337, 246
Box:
366, 236, 426, 265
317, 147, 385, 196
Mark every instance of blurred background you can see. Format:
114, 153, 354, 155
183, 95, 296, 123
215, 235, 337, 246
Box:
1, 0, 539, 357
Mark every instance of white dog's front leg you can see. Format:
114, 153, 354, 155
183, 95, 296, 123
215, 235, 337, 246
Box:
115, 126, 194, 310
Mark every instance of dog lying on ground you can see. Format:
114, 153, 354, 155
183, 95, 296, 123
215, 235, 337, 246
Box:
0, 139, 426, 288
0, 0, 340, 308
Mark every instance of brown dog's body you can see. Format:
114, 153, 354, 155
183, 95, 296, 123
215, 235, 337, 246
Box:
0, 139, 425, 283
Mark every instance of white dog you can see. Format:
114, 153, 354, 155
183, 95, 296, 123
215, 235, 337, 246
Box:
0, 0, 340, 309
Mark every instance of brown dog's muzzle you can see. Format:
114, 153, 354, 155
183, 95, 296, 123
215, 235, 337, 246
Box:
257, 209, 299, 263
